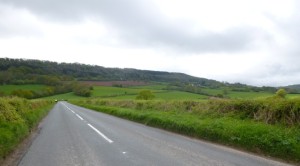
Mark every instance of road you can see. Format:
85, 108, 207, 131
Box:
18, 101, 293, 166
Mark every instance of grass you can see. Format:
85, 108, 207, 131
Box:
201, 88, 224, 96
91, 85, 212, 100
105, 91, 208, 100
92, 86, 147, 97
129, 84, 167, 90
71, 99, 300, 163
287, 94, 300, 99
2, 84, 300, 101
227, 91, 274, 99
0, 85, 46, 95
154, 91, 207, 100
42, 92, 87, 100
0, 97, 54, 159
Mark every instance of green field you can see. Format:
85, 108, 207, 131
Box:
42, 92, 87, 100
227, 91, 274, 99
2, 84, 300, 100
92, 86, 142, 97
129, 84, 167, 90
287, 94, 300, 99
0, 84, 46, 95
92, 86, 300, 100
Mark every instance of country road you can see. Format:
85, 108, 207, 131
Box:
18, 101, 293, 166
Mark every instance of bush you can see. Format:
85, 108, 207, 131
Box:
0, 97, 53, 159
73, 84, 92, 97
136, 90, 155, 100
276, 88, 287, 98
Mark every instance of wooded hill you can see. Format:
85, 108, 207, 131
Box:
0, 58, 220, 86
1, 58, 297, 93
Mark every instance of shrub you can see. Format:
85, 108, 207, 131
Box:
0, 97, 53, 159
276, 88, 287, 98
136, 90, 155, 100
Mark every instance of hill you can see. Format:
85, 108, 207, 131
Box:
0, 58, 220, 86
0, 58, 286, 96
283, 84, 300, 93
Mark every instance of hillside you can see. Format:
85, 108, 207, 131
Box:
0, 58, 284, 94
285, 84, 300, 92
0, 58, 221, 86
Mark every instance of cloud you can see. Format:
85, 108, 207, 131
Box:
0, 0, 269, 54
0, 4, 43, 37
0, 0, 299, 86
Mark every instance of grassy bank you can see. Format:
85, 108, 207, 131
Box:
72, 99, 300, 163
0, 97, 54, 159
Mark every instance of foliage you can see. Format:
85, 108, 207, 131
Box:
0, 58, 219, 85
0, 97, 53, 159
136, 90, 155, 100
73, 83, 92, 97
276, 88, 287, 98
0, 82, 74, 99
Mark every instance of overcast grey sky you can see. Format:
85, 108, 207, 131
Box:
0, 0, 299, 86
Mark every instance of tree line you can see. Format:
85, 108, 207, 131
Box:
0, 58, 219, 86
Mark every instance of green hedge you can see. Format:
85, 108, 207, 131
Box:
0, 97, 53, 159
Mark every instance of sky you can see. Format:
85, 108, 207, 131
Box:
0, 0, 299, 86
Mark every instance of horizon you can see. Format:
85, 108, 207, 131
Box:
1, 0, 299, 86
2, 57, 296, 88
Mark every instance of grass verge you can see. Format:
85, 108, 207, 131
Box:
0, 97, 54, 160
71, 99, 300, 163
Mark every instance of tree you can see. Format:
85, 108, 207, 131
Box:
275, 88, 287, 98
73, 83, 92, 97
136, 90, 155, 100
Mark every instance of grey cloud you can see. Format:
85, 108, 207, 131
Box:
128, 26, 267, 53
0, 0, 269, 53
0, 4, 42, 37
264, 6, 300, 84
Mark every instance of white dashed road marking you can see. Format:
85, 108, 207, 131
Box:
87, 123, 114, 144
76, 114, 84, 120
62, 102, 114, 144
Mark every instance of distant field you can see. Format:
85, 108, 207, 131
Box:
154, 91, 207, 100
3, 84, 299, 100
0, 84, 46, 95
81, 81, 148, 87
92, 86, 163, 97
42, 92, 86, 100
201, 88, 223, 95
227, 91, 274, 99
287, 94, 300, 99
129, 84, 167, 90
107, 91, 208, 100
41, 85, 300, 100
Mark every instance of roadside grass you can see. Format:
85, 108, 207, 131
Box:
71, 99, 300, 163
0, 97, 53, 160
0, 85, 46, 95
